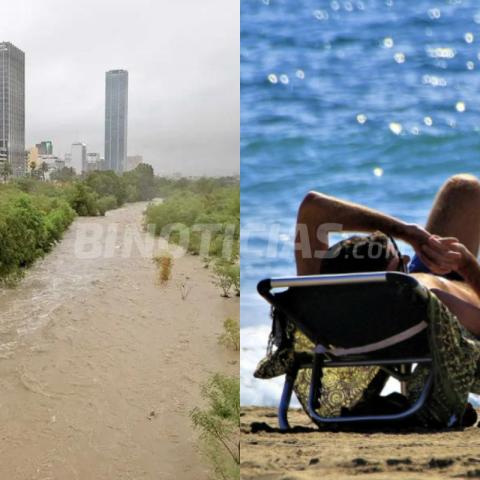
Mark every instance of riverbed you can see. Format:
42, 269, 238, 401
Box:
0, 202, 238, 479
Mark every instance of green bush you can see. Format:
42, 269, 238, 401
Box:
219, 318, 240, 351
190, 374, 240, 480
123, 163, 157, 201
12, 177, 38, 193
49, 166, 76, 182
145, 183, 239, 264
97, 195, 118, 216
63, 182, 99, 216
213, 261, 240, 297
125, 183, 139, 202
0, 190, 75, 284
43, 198, 75, 244
85, 170, 125, 206
145, 192, 204, 234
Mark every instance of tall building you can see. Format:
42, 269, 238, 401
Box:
104, 69, 128, 173
36, 141, 53, 155
71, 142, 86, 174
86, 152, 105, 172
87, 152, 100, 166
0, 42, 25, 176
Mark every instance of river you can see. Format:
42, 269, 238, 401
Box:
0, 202, 238, 479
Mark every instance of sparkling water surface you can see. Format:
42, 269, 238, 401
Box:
241, 0, 480, 406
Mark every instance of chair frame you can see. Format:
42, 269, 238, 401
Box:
257, 272, 434, 430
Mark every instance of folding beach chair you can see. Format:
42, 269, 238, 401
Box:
257, 271, 434, 430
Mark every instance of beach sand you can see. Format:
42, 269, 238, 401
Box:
241, 407, 480, 479
0, 202, 238, 480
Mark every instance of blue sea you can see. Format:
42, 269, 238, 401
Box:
241, 0, 480, 406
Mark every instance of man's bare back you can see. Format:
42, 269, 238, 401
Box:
412, 273, 480, 336
413, 273, 478, 304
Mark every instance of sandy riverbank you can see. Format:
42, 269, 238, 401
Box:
0, 202, 238, 479
241, 407, 480, 479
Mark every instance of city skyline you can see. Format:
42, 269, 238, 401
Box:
0, 0, 238, 176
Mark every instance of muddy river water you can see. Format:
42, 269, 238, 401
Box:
0, 202, 238, 479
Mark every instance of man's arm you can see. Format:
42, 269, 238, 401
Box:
295, 191, 448, 275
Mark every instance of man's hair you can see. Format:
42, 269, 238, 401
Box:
320, 231, 394, 274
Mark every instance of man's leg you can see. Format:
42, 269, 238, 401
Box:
425, 174, 480, 257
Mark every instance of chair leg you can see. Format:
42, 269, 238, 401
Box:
400, 364, 412, 395
307, 353, 324, 414
278, 369, 297, 431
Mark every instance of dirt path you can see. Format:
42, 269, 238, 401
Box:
0, 202, 238, 480
241, 407, 480, 479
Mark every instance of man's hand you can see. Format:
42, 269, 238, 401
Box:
424, 237, 480, 302
420, 236, 470, 275
402, 224, 467, 275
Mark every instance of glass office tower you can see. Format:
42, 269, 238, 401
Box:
104, 70, 128, 173
0, 42, 25, 176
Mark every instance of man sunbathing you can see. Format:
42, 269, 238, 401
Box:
295, 174, 480, 337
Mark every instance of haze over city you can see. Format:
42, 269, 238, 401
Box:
0, 0, 239, 176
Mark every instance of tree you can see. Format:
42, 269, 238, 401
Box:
190, 374, 240, 480
0, 161, 12, 182
40, 161, 49, 181
29, 160, 37, 177
64, 182, 99, 216
123, 163, 156, 201
85, 170, 126, 206
50, 166, 76, 182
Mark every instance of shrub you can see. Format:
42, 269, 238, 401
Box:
0, 191, 75, 285
12, 177, 38, 193
49, 166, 76, 182
230, 264, 240, 296
123, 163, 156, 201
85, 170, 126, 206
64, 182, 99, 216
145, 192, 203, 235
190, 374, 240, 480
153, 253, 173, 284
97, 195, 118, 216
213, 261, 240, 297
125, 184, 139, 202
144, 183, 239, 266
43, 199, 76, 244
219, 318, 240, 351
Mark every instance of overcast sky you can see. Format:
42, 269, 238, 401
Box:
0, 0, 239, 175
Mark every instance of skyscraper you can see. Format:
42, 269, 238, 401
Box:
36, 141, 53, 155
71, 142, 87, 174
104, 69, 128, 173
0, 42, 25, 176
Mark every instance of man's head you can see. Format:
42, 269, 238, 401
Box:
320, 231, 410, 274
